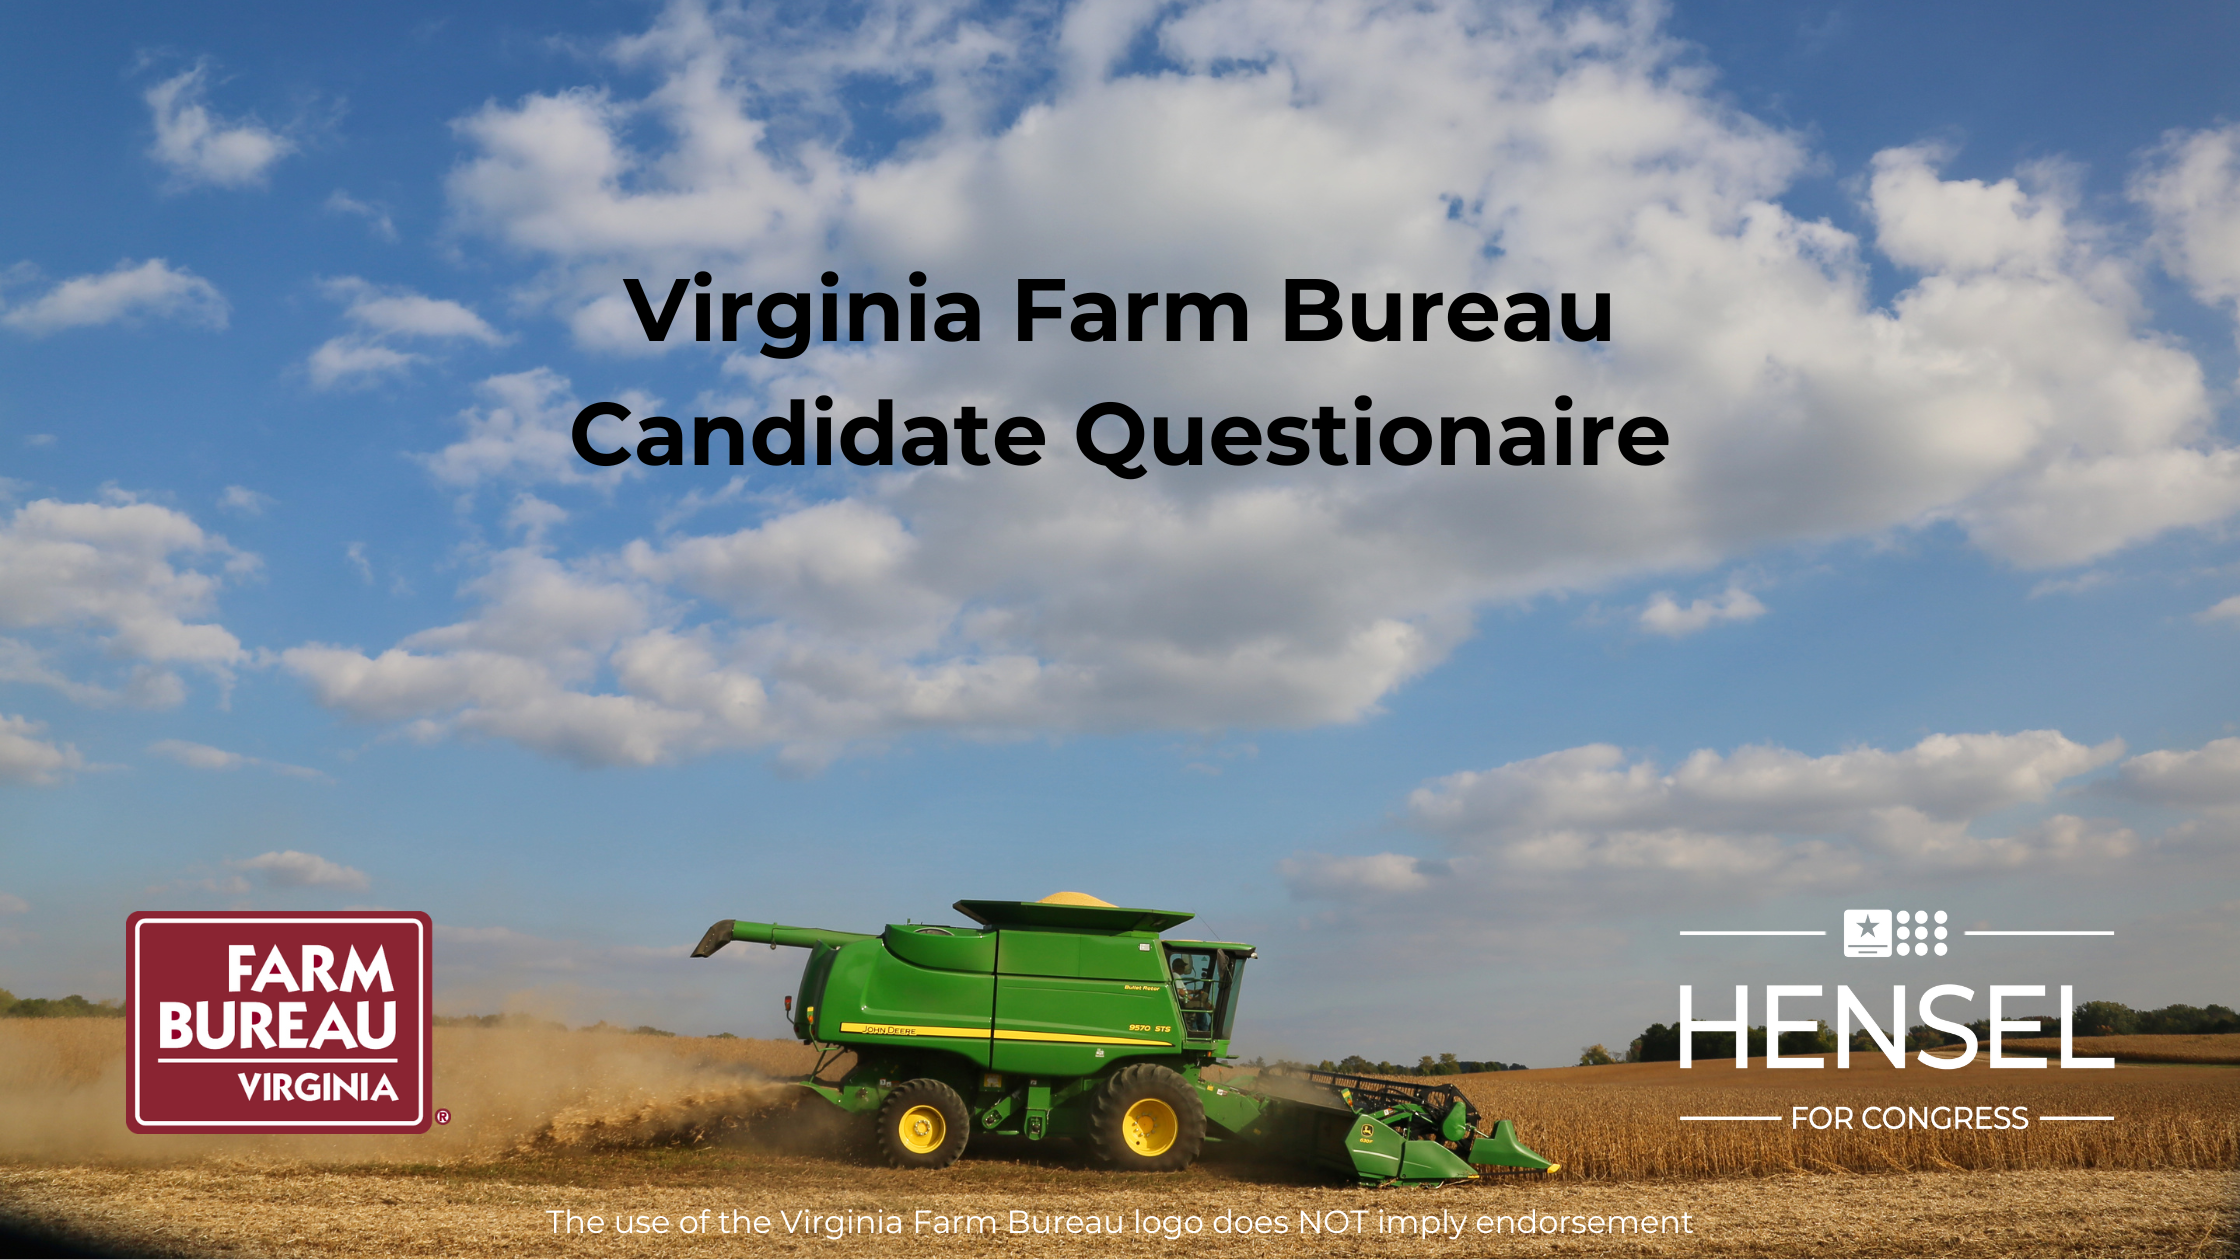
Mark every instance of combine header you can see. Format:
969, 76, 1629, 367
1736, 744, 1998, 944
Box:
691, 893, 1556, 1184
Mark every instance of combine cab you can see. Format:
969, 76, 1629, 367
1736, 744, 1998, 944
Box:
692, 892, 1556, 1183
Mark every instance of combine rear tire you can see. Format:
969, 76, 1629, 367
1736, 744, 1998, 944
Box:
1088, 1064, 1205, 1172
876, 1079, 969, 1169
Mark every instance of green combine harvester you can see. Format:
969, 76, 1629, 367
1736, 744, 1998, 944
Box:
691, 892, 1556, 1184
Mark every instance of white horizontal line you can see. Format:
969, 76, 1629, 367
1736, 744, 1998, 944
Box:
155, 1049, 400, 1058
1962, 930, 2112, 936
1678, 930, 1827, 936
2038, 1116, 2114, 1122
1679, 1115, 1781, 1121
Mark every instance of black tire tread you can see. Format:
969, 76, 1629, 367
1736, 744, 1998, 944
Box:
1087, 1062, 1205, 1172
874, 1078, 970, 1169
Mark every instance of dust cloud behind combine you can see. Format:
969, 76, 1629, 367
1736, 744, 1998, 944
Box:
0, 1020, 818, 1163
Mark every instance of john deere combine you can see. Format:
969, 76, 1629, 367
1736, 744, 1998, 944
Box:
690, 892, 1556, 1184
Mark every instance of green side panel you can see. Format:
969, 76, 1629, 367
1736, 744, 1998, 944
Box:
1440, 1100, 1470, 1143
793, 942, 842, 1039
811, 940, 995, 1069
1196, 1080, 1270, 1137
1398, 1139, 1479, 1183
861, 949, 996, 1028
1465, 1119, 1557, 1172
988, 1038, 1111, 1076
1345, 1114, 1405, 1181
997, 930, 1170, 981
882, 925, 996, 972
990, 971, 1178, 1074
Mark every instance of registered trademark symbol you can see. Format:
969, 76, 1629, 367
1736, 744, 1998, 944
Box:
435, 1108, 451, 1125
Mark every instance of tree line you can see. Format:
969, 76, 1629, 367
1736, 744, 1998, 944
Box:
0, 989, 123, 1018
1313, 1053, 1529, 1075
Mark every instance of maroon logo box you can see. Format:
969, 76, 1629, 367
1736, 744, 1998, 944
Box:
127, 911, 432, 1133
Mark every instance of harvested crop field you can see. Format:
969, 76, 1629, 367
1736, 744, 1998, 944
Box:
1460, 1055, 2240, 1179
2000, 1033, 2240, 1066
8, 1155, 2237, 1258
2, 1022, 2235, 1257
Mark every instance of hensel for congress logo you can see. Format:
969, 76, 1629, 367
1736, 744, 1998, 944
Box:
126, 911, 432, 1133
1844, 908, 1950, 958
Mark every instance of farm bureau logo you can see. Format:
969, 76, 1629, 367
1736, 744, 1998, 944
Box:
126, 910, 432, 1133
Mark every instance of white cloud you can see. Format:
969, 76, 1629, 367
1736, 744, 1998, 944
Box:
149, 739, 327, 781
1637, 582, 1766, 636
0, 496, 248, 664
1273, 728, 2240, 929
2112, 736, 2240, 809
0, 892, 27, 914
144, 63, 294, 189
504, 493, 568, 544
0, 640, 183, 709
1279, 852, 1441, 897
0, 714, 86, 786
325, 190, 398, 241
1412, 731, 2121, 839
282, 548, 691, 767
227, 850, 369, 890
282, 0, 2240, 768
0, 496, 249, 707
307, 337, 420, 388
418, 369, 643, 488
150, 738, 242, 770
2029, 570, 2109, 598
1367, 730, 2133, 893
218, 485, 272, 515
324, 277, 503, 343
283, 486, 1455, 766
2197, 594, 2240, 626
0, 259, 227, 334
307, 278, 504, 389
2134, 123, 2240, 314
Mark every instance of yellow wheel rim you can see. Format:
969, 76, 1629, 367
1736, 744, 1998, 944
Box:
1122, 1098, 1177, 1156
897, 1103, 947, 1154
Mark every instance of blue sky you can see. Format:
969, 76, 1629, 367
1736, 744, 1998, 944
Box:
3, 1, 2238, 1067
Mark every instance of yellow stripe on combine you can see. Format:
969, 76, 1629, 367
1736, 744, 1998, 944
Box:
992, 1028, 1171, 1046
836, 1022, 990, 1039
835, 1021, 1170, 1047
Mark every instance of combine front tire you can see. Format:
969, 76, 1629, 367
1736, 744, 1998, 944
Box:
876, 1079, 969, 1169
1089, 1064, 1205, 1172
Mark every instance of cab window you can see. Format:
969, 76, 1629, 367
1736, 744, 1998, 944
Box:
1164, 948, 1227, 1039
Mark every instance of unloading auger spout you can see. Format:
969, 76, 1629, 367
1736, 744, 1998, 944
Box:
689, 892, 1556, 1183
692, 919, 876, 955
